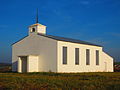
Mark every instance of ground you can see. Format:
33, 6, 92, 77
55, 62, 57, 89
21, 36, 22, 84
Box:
0, 72, 120, 90
0, 63, 120, 89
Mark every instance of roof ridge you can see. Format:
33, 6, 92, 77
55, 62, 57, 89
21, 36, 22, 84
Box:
37, 33, 102, 47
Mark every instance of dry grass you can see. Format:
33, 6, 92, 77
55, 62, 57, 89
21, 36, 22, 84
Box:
0, 72, 120, 90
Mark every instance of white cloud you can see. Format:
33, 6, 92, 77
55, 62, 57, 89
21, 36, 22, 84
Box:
110, 33, 120, 38
80, 1, 90, 5
87, 37, 109, 46
0, 25, 8, 29
106, 32, 120, 38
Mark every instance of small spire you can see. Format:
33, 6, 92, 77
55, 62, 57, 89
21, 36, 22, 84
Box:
36, 8, 39, 23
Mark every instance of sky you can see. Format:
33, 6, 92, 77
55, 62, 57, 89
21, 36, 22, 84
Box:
0, 0, 120, 63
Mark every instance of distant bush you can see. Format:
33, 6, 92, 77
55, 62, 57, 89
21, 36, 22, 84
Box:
114, 62, 120, 72
0, 63, 12, 73
114, 62, 120, 65
0, 66, 12, 72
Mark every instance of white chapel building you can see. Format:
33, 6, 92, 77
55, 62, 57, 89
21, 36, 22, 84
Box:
12, 18, 113, 73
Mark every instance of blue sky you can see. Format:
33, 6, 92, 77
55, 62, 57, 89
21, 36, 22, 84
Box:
0, 0, 120, 63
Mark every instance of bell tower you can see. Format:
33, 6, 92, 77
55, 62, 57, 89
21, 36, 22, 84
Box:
29, 9, 46, 35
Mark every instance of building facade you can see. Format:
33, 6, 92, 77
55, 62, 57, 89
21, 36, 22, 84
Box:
12, 23, 113, 73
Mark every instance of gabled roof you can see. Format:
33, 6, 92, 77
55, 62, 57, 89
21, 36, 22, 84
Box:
38, 34, 102, 47
12, 35, 28, 45
12, 33, 102, 47
29, 23, 46, 27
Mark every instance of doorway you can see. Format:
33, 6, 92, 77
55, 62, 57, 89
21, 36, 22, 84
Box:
20, 56, 27, 73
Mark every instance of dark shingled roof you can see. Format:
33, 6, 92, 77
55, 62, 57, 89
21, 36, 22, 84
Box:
38, 34, 102, 47
12, 33, 102, 47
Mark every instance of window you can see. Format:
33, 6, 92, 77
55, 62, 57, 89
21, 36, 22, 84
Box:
96, 50, 99, 65
32, 28, 35, 32
75, 48, 79, 65
63, 47, 67, 64
86, 49, 90, 65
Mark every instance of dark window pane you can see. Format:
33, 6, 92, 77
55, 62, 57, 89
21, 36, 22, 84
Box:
86, 49, 90, 65
96, 50, 99, 65
63, 47, 67, 64
32, 28, 35, 32
75, 48, 79, 65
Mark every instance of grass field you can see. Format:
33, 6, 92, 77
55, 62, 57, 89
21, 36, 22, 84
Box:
0, 72, 120, 90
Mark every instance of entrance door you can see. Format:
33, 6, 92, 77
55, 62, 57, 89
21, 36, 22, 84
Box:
21, 56, 27, 73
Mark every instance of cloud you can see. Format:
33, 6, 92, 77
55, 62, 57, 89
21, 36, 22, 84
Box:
87, 37, 110, 46
105, 47, 120, 62
0, 25, 8, 29
110, 33, 120, 38
105, 32, 120, 38
80, 1, 90, 5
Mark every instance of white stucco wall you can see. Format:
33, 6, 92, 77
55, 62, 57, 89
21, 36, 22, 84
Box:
57, 41, 113, 73
102, 52, 113, 72
29, 24, 46, 35
12, 33, 113, 73
12, 33, 57, 72
27, 55, 39, 72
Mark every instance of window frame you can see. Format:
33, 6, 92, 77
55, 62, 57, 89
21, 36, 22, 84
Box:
86, 49, 90, 65
96, 50, 99, 65
75, 48, 79, 65
63, 46, 67, 65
